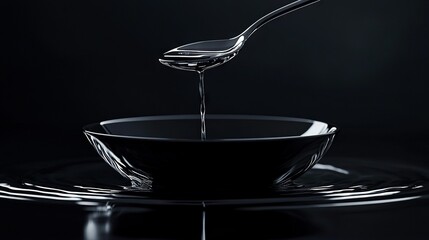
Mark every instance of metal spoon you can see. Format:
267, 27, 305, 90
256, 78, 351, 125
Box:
159, 0, 320, 72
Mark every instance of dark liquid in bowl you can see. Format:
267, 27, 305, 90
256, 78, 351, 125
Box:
99, 115, 323, 140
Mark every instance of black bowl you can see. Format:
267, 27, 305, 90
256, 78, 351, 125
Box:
83, 115, 338, 196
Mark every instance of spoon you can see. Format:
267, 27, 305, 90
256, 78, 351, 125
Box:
159, 0, 320, 72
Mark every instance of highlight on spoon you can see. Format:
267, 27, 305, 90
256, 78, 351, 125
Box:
159, 36, 245, 72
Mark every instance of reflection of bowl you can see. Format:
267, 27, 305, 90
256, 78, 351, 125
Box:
83, 115, 338, 196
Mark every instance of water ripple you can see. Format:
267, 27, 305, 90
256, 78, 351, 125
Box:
0, 157, 427, 208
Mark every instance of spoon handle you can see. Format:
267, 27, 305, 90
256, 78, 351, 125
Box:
241, 0, 320, 39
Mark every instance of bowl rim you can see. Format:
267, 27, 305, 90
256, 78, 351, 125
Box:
83, 114, 338, 142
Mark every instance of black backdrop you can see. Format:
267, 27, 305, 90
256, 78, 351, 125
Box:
2, 0, 429, 163
1, 1, 429, 239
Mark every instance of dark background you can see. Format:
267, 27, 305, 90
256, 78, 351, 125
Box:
1, 0, 429, 239
2, 0, 429, 163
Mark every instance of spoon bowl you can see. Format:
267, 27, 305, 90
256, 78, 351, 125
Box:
159, 36, 244, 72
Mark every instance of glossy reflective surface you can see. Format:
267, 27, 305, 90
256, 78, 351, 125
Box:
83, 115, 337, 194
0, 157, 427, 208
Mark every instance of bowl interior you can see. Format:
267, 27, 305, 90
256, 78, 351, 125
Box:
85, 115, 332, 141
